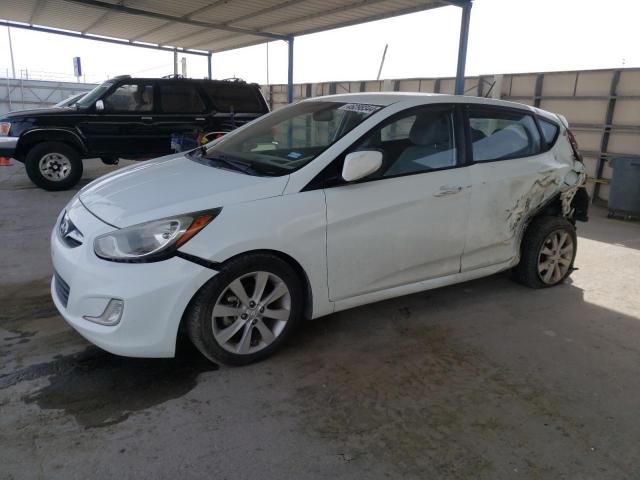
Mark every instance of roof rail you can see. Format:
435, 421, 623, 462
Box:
220, 77, 246, 83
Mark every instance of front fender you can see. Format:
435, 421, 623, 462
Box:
16, 127, 87, 160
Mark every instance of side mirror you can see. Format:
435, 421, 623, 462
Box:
95, 100, 104, 112
342, 150, 383, 182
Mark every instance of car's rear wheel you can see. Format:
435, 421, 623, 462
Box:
513, 216, 577, 288
25, 142, 83, 191
185, 253, 304, 366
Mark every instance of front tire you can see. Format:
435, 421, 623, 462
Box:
186, 253, 304, 366
25, 142, 83, 191
513, 216, 577, 289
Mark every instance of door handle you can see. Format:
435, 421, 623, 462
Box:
195, 117, 206, 121
434, 185, 463, 197
141, 116, 153, 121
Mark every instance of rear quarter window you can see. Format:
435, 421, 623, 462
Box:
538, 118, 560, 147
201, 83, 266, 113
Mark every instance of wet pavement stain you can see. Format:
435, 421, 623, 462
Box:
2, 329, 37, 347
2, 342, 217, 429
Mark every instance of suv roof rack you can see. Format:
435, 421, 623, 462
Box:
220, 77, 246, 83
111, 75, 131, 80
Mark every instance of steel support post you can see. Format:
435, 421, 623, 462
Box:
454, 2, 472, 95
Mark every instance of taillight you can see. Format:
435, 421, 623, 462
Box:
566, 129, 583, 163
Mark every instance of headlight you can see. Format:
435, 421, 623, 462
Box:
94, 209, 220, 262
0, 122, 10, 136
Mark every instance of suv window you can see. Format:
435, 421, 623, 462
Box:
159, 83, 206, 113
353, 106, 457, 178
469, 108, 541, 162
538, 118, 559, 146
201, 82, 265, 113
104, 83, 153, 112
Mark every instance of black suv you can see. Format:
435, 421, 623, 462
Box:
0, 76, 269, 190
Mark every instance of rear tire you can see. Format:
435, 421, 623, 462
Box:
512, 216, 577, 289
185, 253, 304, 366
25, 142, 83, 191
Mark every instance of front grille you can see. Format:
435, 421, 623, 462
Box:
54, 271, 70, 308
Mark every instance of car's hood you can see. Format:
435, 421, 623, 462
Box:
4, 107, 80, 119
79, 154, 289, 228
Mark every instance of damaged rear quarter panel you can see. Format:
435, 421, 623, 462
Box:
461, 134, 582, 272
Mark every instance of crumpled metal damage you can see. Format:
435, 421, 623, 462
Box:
508, 157, 586, 238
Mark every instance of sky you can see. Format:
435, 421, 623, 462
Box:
0, 0, 638, 86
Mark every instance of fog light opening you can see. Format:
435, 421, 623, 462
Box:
83, 299, 124, 326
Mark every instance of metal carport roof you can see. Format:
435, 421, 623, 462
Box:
0, 0, 473, 101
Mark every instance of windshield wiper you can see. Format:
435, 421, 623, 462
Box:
205, 154, 265, 176
186, 145, 207, 158
187, 148, 280, 176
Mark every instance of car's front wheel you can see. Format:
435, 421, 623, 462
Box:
25, 142, 83, 191
513, 216, 577, 288
185, 253, 304, 366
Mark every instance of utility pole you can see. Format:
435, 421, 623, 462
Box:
7, 27, 16, 78
376, 44, 388, 81
173, 49, 178, 76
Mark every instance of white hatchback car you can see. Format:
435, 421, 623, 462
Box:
51, 93, 588, 365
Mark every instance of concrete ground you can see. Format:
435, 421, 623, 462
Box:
1, 160, 640, 480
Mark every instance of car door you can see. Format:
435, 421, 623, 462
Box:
461, 105, 559, 271
323, 104, 472, 302
151, 81, 211, 152
81, 81, 157, 156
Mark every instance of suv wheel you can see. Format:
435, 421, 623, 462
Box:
25, 142, 83, 191
513, 216, 577, 289
185, 253, 304, 366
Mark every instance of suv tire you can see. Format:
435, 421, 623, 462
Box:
513, 216, 577, 289
25, 142, 83, 191
186, 253, 304, 366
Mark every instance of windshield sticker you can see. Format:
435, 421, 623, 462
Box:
338, 103, 382, 114
287, 151, 303, 159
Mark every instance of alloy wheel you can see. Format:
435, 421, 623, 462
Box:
537, 230, 574, 285
211, 271, 291, 354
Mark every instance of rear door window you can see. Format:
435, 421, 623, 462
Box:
158, 83, 207, 113
201, 82, 265, 113
468, 108, 542, 162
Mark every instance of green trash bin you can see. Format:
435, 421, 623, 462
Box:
608, 157, 640, 218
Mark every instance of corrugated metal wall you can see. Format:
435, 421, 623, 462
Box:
263, 68, 640, 203
0, 78, 96, 115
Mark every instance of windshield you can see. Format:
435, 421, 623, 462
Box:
200, 101, 382, 175
54, 93, 83, 108
75, 82, 113, 108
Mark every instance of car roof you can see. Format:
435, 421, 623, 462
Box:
108, 77, 259, 87
304, 92, 558, 120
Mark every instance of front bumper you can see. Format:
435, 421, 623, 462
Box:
50, 203, 217, 358
0, 136, 18, 158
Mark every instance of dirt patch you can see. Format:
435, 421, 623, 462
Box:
286, 313, 624, 479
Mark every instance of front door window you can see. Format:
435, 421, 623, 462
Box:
104, 83, 154, 112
